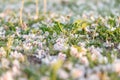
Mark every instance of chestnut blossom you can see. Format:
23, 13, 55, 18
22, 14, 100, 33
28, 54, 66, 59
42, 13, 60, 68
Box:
12, 66, 21, 76
54, 38, 68, 51
0, 13, 5, 18
87, 74, 99, 80
44, 31, 49, 37
13, 59, 20, 69
0, 71, 14, 80
117, 43, 120, 50
58, 52, 66, 60
41, 76, 50, 80
91, 53, 97, 61
79, 47, 87, 56
70, 46, 78, 57
113, 59, 120, 75
89, 46, 102, 57
80, 56, 89, 66
58, 69, 69, 79
71, 68, 83, 79
63, 61, 73, 70
36, 50, 46, 59
53, 32, 57, 37
10, 51, 24, 61
70, 46, 87, 58
0, 47, 6, 57
23, 42, 33, 50
38, 42, 43, 49
1, 58, 10, 68
78, 42, 86, 47
10, 60, 21, 77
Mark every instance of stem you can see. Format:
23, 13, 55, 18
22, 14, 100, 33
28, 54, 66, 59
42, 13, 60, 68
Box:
36, 0, 39, 18
20, 0, 24, 26
44, 0, 47, 15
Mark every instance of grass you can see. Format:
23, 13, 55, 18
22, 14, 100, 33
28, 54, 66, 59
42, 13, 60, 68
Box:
0, 0, 120, 80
